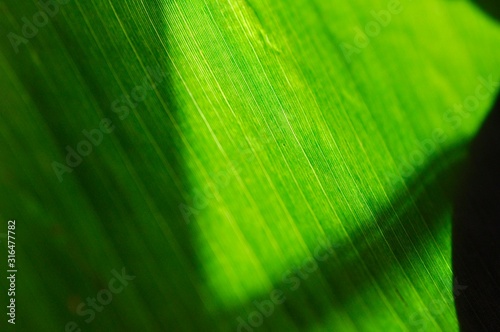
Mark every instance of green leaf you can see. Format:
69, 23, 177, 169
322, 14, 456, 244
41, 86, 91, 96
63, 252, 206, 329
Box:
0, 0, 499, 331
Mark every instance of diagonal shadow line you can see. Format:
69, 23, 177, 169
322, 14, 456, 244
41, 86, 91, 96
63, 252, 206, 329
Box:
470, 0, 500, 21
221, 139, 470, 331
42, 3, 217, 331
257, 2, 500, 329
452, 92, 500, 331
0, 1, 214, 331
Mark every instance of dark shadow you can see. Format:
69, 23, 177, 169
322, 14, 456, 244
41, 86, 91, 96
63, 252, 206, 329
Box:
452, 93, 500, 331
451, 2, 500, 331
225, 138, 471, 331
284, 141, 469, 330
0, 1, 213, 331
471, 0, 500, 21
43, 4, 219, 332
